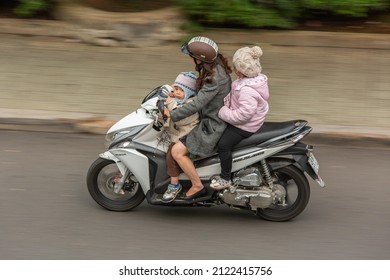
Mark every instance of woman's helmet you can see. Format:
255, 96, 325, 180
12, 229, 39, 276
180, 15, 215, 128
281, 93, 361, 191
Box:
181, 36, 219, 64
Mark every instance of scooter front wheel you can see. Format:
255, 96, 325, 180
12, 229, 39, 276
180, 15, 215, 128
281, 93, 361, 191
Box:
86, 158, 145, 211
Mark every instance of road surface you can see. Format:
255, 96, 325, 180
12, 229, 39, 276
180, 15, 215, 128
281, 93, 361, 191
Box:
0, 130, 389, 260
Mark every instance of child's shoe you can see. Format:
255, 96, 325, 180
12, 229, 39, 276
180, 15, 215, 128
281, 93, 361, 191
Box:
210, 178, 232, 190
161, 183, 182, 203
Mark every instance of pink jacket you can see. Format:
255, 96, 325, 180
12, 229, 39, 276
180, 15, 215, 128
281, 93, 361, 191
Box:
218, 74, 269, 133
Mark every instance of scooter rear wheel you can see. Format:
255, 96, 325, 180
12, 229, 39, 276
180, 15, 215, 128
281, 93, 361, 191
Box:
256, 165, 310, 222
86, 158, 145, 211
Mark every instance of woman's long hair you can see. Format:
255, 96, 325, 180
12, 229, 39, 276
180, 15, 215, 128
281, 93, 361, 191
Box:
196, 53, 232, 89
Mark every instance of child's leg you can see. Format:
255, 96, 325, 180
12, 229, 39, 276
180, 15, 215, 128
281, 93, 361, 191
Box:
218, 125, 253, 180
166, 143, 181, 183
162, 143, 182, 203
170, 176, 179, 185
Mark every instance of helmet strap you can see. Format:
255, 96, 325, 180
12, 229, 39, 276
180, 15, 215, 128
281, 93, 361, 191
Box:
193, 58, 203, 73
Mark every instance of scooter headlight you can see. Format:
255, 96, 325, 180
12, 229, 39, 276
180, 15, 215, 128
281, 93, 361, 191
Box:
105, 124, 147, 148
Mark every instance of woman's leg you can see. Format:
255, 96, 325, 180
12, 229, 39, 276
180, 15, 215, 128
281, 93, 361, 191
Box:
171, 141, 203, 196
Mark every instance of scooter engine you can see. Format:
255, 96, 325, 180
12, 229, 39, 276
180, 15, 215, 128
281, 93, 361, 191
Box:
221, 187, 273, 209
220, 167, 287, 210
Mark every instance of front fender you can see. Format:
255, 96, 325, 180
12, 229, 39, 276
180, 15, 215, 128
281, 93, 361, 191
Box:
99, 149, 150, 193
99, 151, 127, 174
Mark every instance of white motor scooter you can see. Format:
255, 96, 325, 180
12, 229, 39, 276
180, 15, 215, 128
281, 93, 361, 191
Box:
86, 86, 325, 221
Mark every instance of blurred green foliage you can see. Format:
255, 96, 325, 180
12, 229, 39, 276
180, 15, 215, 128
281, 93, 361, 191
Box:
175, 0, 390, 28
13, 0, 53, 16
300, 0, 388, 17
1, 0, 389, 28
175, 0, 294, 28
0, 0, 55, 17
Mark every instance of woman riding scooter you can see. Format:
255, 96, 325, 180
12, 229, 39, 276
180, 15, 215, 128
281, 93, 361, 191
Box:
164, 36, 232, 199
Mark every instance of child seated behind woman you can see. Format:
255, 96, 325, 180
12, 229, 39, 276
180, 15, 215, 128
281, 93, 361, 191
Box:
158, 72, 200, 203
210, 46, 270, 190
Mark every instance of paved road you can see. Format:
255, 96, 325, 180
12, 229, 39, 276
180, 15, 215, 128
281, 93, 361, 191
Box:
0, 130, 389, 260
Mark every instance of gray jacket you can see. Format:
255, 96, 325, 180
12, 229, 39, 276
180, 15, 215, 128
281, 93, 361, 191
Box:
170, 65, 231, 157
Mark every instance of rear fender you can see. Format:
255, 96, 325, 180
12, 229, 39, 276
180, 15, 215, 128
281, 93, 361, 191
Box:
270, 142, 317, 179
267, 158, 295, 171
268, 142, 310, 171
268, 155, 319, 184
292, 154, 318, 183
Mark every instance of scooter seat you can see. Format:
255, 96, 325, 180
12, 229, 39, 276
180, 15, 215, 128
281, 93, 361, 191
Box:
234, 120, 307, 149
192, 120, 307, 163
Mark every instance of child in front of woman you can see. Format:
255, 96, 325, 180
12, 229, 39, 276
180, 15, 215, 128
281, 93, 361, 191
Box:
210, 46, 270, 190
158, 72, 200, 202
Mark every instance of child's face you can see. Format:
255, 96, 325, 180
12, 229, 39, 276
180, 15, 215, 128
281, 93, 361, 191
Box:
234, 66, 245, 78
171, 86, 185, 100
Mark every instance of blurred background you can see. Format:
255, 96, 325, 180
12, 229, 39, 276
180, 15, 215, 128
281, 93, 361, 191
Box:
1, 0, 390, 261
0, 0, 389, 131
1, 0, 390, 31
